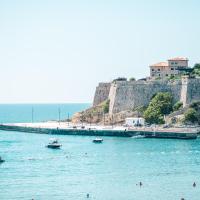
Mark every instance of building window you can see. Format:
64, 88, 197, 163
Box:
166, 74, 168, 76
158, 74, 160, 76
171, 68, 174, 70
152, 69, 154, 71
158, 69, 160, 71
175, 62, 178, 64
171, 62, 174, 65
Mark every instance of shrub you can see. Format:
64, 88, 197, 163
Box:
113, 77, 127, 82
190, 101, 200, 110
173, 101, 183, 111
103, 99, 110, 113
183, 108, 199, 124
191, 63, 200, 77
129, 77, 136, 81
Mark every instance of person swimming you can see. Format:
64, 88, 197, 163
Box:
193, 182, 196, 187
139, 182, 142, 187
86, 193, 89, 198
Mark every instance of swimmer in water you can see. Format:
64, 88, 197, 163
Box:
193, 182, 196, 187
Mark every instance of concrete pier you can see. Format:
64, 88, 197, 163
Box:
0, 122, 198, 139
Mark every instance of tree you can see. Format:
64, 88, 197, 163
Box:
144, 92, 173, 124
191, 63, 200, 77
144, 107, 165, 124
173, 101, 183, 111
129, 77, 136, 81
183, 108, 199, 124
193, 63, 200, 70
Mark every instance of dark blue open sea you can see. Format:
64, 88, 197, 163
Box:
0, 104, 200, 200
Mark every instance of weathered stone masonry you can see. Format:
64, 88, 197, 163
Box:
93, 77, 200, 115
93, 83, 111, 106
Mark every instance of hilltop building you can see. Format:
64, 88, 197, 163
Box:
150, 57, 189, 79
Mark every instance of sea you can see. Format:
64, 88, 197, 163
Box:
0, 104, 200, 200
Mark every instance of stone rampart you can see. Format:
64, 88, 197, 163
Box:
92, 78, 200, 115
185, 78, 200, 105
93, 82, 111, 106
108, 80, 182, 114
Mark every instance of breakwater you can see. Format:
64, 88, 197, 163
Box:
0, 124, 198, 139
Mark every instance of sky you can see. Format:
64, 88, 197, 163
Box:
0, 0, 200, 103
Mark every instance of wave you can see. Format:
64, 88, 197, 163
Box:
131, 135, 144, 139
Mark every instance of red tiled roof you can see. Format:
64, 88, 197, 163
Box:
150, 62, 169, 67
168, 57, 188, 61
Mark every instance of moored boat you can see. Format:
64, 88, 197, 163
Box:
0, 156, 5, 163
93, 138, 103, 143
46, 139, 62, 149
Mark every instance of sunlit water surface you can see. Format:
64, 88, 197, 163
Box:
0, 104, 200, 200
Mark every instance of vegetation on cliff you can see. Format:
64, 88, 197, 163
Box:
167, 63, 200, 80
129, 77, 136, 81
183, 101, 200, 124
144, 92, 173, 124
183, 108, 199, 124
173, 101, 183, 111
103, 99, 110, 113
191, 63, 200, 77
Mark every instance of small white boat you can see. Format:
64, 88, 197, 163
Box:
93, 138, 103, 143
46, 139, 61, 149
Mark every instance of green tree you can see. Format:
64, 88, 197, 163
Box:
183, 108, 199, 124
191, 63, 200, 77
129, 77, 136, 81
144, 107, 165, 124
144, 92, 173, 124
173, 101, 183, 111
193, 63, 200, 70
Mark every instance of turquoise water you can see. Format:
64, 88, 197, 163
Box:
0, 103, 90, 123
0, 104, 200, 200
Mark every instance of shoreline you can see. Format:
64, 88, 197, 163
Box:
0, 122, 198, 139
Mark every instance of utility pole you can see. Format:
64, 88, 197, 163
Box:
58, 108, 61, 125
103, 111, 105, 126
31, 107, 34, 123
89, 113, 91, 127
67, 113, 70, 126
111, 114, 113, 128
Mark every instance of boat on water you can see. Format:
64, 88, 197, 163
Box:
93, 138, 103, 143
0, 156, 5, 163
46, 139, 62, 149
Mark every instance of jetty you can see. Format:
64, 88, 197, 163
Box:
0, 122, 198, 139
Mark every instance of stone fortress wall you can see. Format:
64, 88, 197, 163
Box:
93, 82, 111, 106
93, 77, 200, 115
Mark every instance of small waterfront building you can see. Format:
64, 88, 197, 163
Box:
150, 57, 189, 79
125, 117, 145, 127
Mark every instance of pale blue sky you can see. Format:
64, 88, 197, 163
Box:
0, 0, 200, 103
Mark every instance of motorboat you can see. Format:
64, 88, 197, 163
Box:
46, 139, 62, 149
93, 138, 103, 143
0, 157, 5, 163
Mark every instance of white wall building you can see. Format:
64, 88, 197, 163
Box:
125, 117, 145, 127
